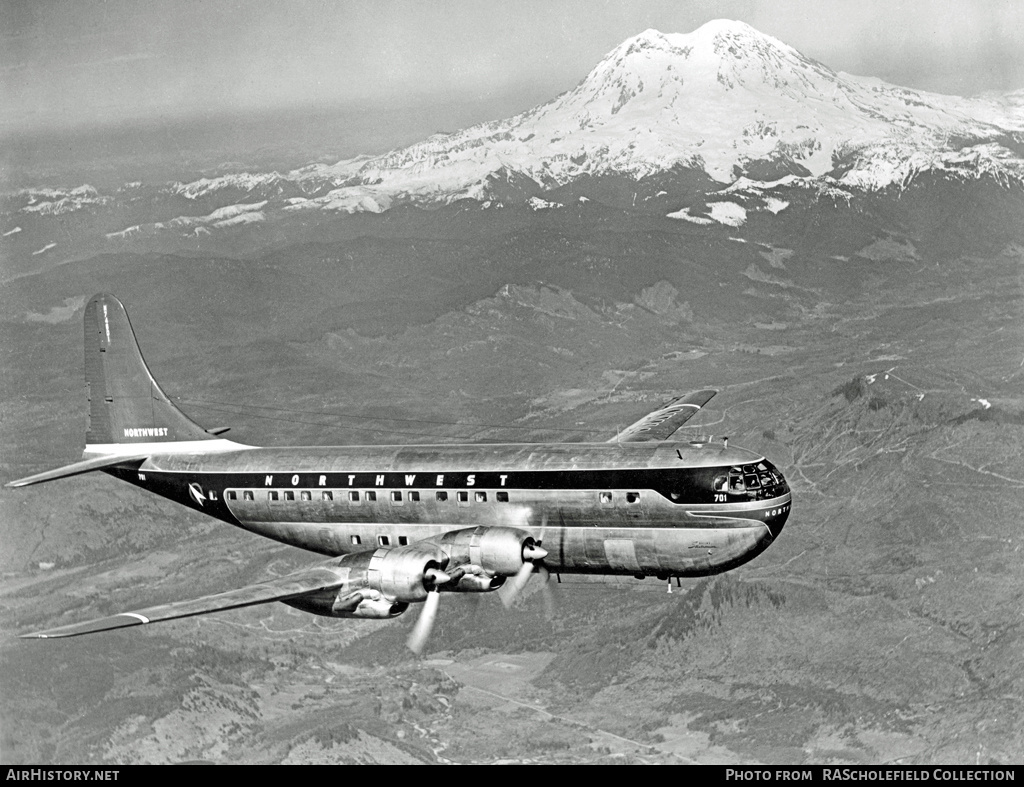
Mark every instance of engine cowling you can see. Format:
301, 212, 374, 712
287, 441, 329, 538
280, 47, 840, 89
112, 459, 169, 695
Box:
434, 526, 541, 576
281, 543, 450, 618
364, 542, 450, 601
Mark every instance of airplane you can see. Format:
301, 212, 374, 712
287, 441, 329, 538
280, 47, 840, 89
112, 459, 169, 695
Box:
9, 294, 791, 651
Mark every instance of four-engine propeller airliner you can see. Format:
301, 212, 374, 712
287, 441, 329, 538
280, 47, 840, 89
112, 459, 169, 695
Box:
9, 294, 791, 650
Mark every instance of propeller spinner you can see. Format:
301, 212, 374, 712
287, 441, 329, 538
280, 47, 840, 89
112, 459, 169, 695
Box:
501, 513, 552, 613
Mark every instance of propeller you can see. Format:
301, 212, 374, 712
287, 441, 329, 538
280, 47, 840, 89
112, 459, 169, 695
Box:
501, 513, 551, 611
406, 565, 451, 655
538, 564, 556, 621
406, 590, 440, 655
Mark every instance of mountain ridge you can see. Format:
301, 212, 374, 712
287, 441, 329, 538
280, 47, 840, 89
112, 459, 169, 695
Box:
3, 19, 1024, 261
272, 19, 1024, 207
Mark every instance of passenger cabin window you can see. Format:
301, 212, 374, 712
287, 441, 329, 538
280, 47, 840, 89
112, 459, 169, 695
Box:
475, 491, 487, 503
408, 491, 420, 502
365, 491, 377, 502
350, 535, 361, 545
600, 492, 613, 504
378, 535, 390, 547
398, 536, 409, 546
300, 490, 312, 501
349, 491, 360, 503
227, 491, 237, 501
243, 490, 254, 501
626, 492, 640, 504
268, 491, 279, 501
436, 491, 448, 502
496, 492, 509, 503
284, 491, 295, 501
322, 491, 333, 501
391, 491, 403, 504
457, 491, 469, 505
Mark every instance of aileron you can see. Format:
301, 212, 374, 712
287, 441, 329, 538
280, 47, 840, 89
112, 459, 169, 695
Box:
21, 565, 349, 639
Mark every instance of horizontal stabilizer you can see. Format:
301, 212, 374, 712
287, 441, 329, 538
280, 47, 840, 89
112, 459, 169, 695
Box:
6, 454, 149, 488
21, 566, 348, 639
612, 389, 718, 443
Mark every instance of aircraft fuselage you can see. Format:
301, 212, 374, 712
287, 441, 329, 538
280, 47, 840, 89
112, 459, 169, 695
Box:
105, 440, 791, 579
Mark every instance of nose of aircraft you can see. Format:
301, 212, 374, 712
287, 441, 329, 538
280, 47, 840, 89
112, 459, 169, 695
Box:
763, 464, 791, 539
766, 505, 789, 539
764, 484, 791, 539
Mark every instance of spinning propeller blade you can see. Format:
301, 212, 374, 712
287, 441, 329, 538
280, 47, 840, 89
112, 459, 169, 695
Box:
501, 561, 536, 608
407, 589, 441, 655
406, 565, 452, 655
538, 565, 556, 621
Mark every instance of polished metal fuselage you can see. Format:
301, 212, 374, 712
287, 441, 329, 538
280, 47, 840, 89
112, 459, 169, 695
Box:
110, 440, 791, 578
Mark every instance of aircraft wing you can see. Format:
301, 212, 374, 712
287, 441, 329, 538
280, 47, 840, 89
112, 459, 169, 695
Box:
611, 389, 718, 443
20, 565, 348, 639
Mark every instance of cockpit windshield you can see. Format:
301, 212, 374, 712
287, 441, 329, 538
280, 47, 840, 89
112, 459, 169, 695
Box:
714, 460, 787, 500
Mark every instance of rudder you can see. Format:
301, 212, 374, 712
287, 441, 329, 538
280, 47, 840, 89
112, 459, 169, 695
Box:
84, 294, 217, 447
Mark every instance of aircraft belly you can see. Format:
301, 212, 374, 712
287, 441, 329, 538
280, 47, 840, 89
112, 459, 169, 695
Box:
553, 525, 769, 576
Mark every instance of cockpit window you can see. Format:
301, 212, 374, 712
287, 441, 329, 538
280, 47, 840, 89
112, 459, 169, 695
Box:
663, 461, 788, 504
722, 461, 787, 500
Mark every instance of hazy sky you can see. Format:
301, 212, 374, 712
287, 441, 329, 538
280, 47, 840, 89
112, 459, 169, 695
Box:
3, 0, 1023, 135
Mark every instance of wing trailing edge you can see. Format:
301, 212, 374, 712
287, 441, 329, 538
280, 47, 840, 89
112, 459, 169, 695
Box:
20, 566, 348, 639
611, 389, 718, 443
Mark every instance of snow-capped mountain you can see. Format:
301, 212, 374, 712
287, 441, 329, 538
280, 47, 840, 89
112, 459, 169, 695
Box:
219, 19, 1023, 215
15, 185, 113, 216
5, 19, 1024, 254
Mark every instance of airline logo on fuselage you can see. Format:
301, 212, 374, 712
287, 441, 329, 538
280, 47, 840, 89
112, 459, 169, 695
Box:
123, 427, 169, 438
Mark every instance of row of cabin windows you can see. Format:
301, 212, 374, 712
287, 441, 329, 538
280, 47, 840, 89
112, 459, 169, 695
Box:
227, 489, 511, 504
326, 534, 413, 548
226, 489, 642, 505
359, 534, 409, 547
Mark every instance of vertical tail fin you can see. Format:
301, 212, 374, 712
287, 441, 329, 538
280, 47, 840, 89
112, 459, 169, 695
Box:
84, 294, 217, 448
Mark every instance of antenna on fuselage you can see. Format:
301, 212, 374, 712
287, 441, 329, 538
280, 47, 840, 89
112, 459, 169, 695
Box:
723, 436, 729, 449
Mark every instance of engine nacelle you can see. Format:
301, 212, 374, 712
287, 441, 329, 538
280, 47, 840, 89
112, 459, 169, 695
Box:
446, 567, 506, 593
284, 592, 408, 619
434, 526, 540, 576
364, 542, 449, 602
280, 543, 449, 618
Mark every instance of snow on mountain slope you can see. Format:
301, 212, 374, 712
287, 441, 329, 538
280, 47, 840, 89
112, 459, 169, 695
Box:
12, 20, 1024, 231
105, 201, 268, 240
297, 19, 1023, 208
17, 185, 112, 216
